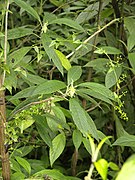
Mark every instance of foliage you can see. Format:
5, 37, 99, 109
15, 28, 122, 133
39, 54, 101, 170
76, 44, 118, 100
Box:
0, 0, 135, 179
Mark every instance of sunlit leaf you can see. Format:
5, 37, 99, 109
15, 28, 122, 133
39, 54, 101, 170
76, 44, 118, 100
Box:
55, 50, 71, 71
94, 46, 122, 55
94, 159, 108, 180
116, 154, 135, 180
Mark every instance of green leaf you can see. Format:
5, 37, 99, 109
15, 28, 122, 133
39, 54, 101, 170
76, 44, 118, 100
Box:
18, 116, 35, 133
49, 133, 66, 166
50, 18, 84, 31
52, 106, 66, 123
55, 50, 71, 71
22, 73, 47, 85
94, 46, 122, 55
128, 53, 135, 73
14, 0, 41, 23
33, 80, 66, 96
94, 159, 108, 180
68, 66, 82, 85
45, 113, 70, 131
108, 162, 119, 171
13, 146, 33, 157
69, 98, 98, 139
33, 169, 81, 180
116, 154, 135, 180
10, 86, 36, 100
7, 27, 33, 40
124, 17, 135, 35
78, 88, 113, 105
127, 33, 135, 51
72, 130, 82, 150
35, 115, 52, 147
84, 58, 109, 73
78, 82, 116, 101
15, 156, 31, 175
10, 159, 21, 172
112, 134, 135, 147
8, 47, 31, 67
11, 172, 25, 180
41, 33, 63, 74
124, 17, 135, 51
105, 66, 122, 88
83, 137, 92, 155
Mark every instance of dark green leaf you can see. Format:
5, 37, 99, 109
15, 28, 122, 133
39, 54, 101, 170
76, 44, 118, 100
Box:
50, 18, 84, 31
41, 33, 63, 74
7, 27, 33, 40
15, 156, 31, 175
14, 0, 41, 23
69, 98, 98, 139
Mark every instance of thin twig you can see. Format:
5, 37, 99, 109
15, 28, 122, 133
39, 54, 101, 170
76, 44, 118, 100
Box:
86, 101, 101, 112
9, 97, 54, 118
66, 18, 120, 59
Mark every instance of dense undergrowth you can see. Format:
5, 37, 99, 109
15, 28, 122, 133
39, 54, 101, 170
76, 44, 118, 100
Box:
0, 0, 135, 179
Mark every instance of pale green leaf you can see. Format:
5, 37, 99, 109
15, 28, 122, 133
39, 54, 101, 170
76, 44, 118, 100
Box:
94, 46, 122, 55
124, 17, 135, 35
11, 172, 25, 180
105, 66, 122, 88
128, 53, 135, 73
94, 159, 108, 180
18, 116, 35, 133
10, 159, 21, 172
55, 50, 71, 71
7, 27, 33, 40
127, 34, 135, 51
68, 66, 82, 85
15, 156, 31, 175
33, 169, 81, 180
50, 18, 84, 31
14, 0, 41, 23
72, 130, 82, 150
41, 33, 63, 74
50, 133, 66, 166
112, 134, 135, 147
116, 154, 135, 180
108, 162, 119, 171
83, 137, 92, 155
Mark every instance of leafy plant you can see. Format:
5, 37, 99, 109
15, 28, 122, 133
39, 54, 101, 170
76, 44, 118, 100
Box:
0, 0, 135, 180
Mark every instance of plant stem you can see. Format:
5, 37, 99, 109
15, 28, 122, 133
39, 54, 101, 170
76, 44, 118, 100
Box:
0, 1, 10, 179
66, 18, 120, 59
